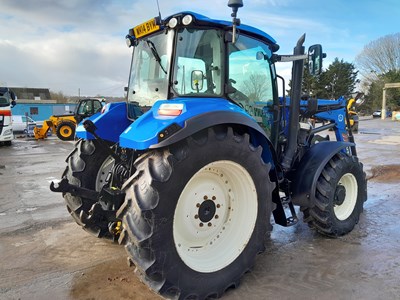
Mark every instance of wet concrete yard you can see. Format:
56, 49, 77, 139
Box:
1, 118, 399, 300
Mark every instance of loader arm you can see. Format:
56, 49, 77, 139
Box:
33, 119, 54, 140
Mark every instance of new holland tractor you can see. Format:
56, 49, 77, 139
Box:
51, 1, 367, 299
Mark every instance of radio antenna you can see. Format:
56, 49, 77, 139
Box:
156, 0, 162, 20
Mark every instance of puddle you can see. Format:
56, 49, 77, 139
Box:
358, 131, 380, 135
16, 207, 38, 213
70, 257, 159, 300
368, 135, 400, 145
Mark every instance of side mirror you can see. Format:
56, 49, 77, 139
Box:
10, 91, 16, 101
308, 44, 325, 75
191, 70, 204, 92
256, 51, 266, 60
11, 100, 16, 108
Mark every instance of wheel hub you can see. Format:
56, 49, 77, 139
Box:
334, 185, 346, 206
173, 160, 258, 273
198, 199, 216, 223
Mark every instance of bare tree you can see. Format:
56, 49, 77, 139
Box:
356, 33, 400, 81
50, 90, 70, 103
241, 73, 271, 102
356, 33, 400, 110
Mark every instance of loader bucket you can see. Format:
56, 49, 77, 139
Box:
33, 120, 53, 140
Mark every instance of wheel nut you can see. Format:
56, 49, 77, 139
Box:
208, 222, 212, 227
203, 195, 208, 200
212, 196, 216, 200
215, 215, 219, 219
199, 223, 204, 227
196, 203, 200, 208
195, 214, 199, 219
216, 204, 220, 208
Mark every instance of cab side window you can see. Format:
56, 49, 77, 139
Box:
93, 101, 102, 113
228, 35, 274, 136
78, 101, 93, 115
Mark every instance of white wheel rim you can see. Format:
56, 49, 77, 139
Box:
334, 173, 358, 220
173, 160, 258, 273
95, 156, 114, 191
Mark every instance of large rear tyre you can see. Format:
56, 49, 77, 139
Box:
302, 153, 367, 237
56, 121, 75, 141
63, 139, 115, 239
118, 126, 274, 299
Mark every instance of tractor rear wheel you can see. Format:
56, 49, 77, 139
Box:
117, 126, 273, 299
63, 139, 116, 239
303, 153, 367, 237
56, 121, 75, 141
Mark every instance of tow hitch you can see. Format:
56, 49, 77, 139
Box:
50, 177, 99, 201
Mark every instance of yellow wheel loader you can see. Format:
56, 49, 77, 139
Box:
346, 93, 364, 133
34, 98, 103, 141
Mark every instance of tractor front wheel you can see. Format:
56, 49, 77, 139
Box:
118, 126, 273, 299
63, 139, 116, 239
303, 153, 367, 237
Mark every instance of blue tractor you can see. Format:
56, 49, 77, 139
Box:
51, 1, 367, 299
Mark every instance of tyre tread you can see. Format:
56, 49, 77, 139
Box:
120, 126, 274, 299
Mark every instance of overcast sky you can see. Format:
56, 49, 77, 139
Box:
0, 0, 399, 97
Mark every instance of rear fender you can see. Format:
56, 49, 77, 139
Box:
291, 141, 354, 207
76, 102, 131, 143
120, 98, 278, 167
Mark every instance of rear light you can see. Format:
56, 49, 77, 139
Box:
0, 110, 12, 116
158, 103, 184, 116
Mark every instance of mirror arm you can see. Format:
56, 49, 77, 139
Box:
272, 54, 308, 63
231, 15, 240, 43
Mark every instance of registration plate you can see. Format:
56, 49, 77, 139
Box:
133, 18, 160, 39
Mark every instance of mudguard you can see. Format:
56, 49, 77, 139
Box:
119, 98, 278, 168
76, 102, 131, 143
291, 141, 354, 207
120, 98, 263, 148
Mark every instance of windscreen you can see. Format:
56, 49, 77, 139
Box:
127, 31, 173, 109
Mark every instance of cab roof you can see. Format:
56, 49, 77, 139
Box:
165, 11, 278, 50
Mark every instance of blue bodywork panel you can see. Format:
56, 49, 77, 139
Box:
76, 102, 132, 143
281, 96, 348, 141
119, 98, 253, 150
78, 98, 276, 167
313, 96, 347, 141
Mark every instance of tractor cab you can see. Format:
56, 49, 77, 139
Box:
125, 11, 323, 147
125, 13, 279, 134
